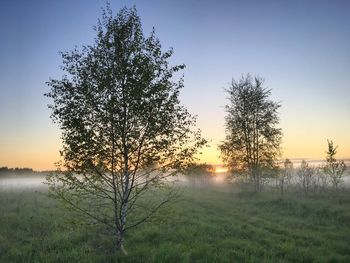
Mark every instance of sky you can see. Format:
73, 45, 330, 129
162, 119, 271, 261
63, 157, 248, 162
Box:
0, 0, 349, 170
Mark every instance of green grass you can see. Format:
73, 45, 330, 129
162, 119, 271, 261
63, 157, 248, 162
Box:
1, 186, 350, 263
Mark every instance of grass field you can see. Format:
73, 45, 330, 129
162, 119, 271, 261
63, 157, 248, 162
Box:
1, 185, 350, 263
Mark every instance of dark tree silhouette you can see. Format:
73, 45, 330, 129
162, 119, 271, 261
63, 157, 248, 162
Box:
45, 6, 205, 252
219, 74, 282, 192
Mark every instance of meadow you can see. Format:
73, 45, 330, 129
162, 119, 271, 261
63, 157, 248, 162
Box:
1, 182, 350, 263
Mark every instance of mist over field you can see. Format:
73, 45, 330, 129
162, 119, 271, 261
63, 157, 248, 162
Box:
1, 166, 349, 190
0, 175, 45, 189
1, 162, 349, 193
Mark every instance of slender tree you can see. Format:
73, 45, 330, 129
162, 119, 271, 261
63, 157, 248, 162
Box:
279, 158, 293, 195
45, 6, 205, 252
219, 74, 282, 192
323, 139, 346, 191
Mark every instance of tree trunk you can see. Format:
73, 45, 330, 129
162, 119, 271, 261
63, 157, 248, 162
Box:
116, 229, 128, 255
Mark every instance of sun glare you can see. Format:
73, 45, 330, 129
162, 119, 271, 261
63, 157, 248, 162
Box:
214, 167, 228, 173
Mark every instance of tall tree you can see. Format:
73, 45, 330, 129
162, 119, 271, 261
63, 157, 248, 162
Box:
45, 6, 205, 252
323, 139, 346, 191
219, 74, 282, 192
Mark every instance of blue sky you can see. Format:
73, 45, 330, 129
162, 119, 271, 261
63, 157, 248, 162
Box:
1, 0, 349, 169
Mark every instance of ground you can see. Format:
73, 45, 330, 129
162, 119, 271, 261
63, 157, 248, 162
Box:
1, 185, 350, 263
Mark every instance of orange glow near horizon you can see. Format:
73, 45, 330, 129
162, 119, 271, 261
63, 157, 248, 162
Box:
1, 135, 349, 171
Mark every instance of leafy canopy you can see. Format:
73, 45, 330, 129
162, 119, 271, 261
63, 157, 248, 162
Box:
220, 74, 282, 174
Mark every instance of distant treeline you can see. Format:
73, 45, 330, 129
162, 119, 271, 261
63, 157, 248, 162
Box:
0, 166, 51, 176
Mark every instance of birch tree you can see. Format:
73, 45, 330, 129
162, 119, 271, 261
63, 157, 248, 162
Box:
45, 6, 205, 252
219, 74, 282, 192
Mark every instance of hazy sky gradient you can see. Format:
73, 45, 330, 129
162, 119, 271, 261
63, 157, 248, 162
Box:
1, 0, 349, 170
